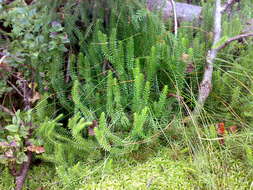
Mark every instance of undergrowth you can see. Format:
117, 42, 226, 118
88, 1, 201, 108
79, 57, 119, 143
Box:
1, 144, 252, 190
1, 0, 253, 189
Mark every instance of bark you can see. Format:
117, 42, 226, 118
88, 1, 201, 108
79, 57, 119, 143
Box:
193, 0, 242, 115
15, 151, 32, 190
194, 0, 222, 113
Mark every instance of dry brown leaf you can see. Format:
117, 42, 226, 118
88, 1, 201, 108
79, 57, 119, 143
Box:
217, 122, 225, 135
29, 91, 41, 103
181, 53, 190, 63
27, 145, 45, 154
217, 122, 225, 145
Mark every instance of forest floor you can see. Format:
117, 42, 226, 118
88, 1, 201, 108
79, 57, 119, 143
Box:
1, 145, 252, 190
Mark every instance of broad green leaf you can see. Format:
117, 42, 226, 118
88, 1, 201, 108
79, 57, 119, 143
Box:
5, 125, 19, 133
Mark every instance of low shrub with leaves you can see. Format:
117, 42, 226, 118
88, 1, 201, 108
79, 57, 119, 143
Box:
0, 0, 69, 124
0, 110, 44, 175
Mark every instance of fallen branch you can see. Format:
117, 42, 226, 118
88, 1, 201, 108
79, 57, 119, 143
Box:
147, 0, 202, 22
216, 32, 253, 51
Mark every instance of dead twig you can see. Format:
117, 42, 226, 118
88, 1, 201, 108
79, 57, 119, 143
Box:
168, 0, 178, 37
7, 80, 24, 98
0, 105, 14, 116
216, 32, 253, 51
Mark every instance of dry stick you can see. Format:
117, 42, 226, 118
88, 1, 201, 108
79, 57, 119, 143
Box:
168, 0, 178, 37
15, 143, 33, 189
193, 0, 222, 116
15, 79, 33, 190
7, 80, 24, 98
0, 105, 14, 116
216, 32, 253, 51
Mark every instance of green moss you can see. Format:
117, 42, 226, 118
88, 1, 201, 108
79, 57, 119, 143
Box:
1, 147, 251, 190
